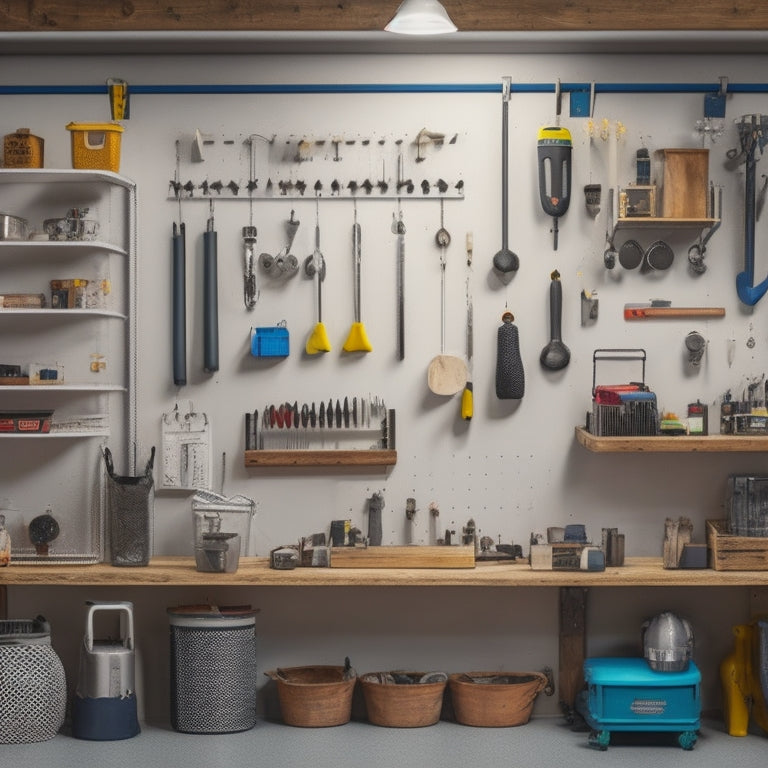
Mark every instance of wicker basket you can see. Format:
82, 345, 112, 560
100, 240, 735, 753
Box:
448, 671, 549, 727
360, 672, 447, 727
267, 665, 356, 727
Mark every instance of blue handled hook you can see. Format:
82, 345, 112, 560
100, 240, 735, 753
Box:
735, 114, 768, 306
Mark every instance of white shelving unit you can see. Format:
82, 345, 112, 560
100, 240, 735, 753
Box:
0, 168, 136, 563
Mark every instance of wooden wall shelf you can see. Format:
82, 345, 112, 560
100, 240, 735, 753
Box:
575, 426, 768, 453
4, 556, 768, 588
244, 449, 396, 467
615, 217, 718, 230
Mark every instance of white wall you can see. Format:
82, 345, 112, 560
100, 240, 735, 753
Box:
3, 49, 768, 723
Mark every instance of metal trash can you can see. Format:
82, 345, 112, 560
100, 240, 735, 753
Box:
168, 604, 257, 733
0, 616, 67, 743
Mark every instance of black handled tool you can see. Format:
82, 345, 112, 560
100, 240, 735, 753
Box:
172, 221, 186, 385
203, 203, 219, 373
537, 126, 572, 250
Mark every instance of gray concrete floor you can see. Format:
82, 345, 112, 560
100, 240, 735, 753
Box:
2, 717, 766, 768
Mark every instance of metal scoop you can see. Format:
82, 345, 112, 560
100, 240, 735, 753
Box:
539, 270, 570, 371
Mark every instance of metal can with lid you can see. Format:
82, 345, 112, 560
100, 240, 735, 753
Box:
168, 604, 257, 733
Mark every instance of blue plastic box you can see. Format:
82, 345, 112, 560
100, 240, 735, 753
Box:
250, 326, 289, 358
577, 657, 701, 750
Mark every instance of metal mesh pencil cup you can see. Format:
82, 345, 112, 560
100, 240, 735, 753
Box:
0, 617, 67, 743
103, 446, 155, 566
168, 605, 258, 734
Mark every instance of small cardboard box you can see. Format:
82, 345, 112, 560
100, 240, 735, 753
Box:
66, 122, 124, 172
707, 519, 768, 570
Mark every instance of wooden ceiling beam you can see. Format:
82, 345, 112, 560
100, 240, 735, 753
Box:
1, 0, 767, 33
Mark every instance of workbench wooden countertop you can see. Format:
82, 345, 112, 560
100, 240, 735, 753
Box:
3, 557, 768, 587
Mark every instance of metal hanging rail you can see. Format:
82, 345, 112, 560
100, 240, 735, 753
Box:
0, 81, 767, 96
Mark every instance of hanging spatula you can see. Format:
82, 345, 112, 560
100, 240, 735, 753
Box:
343, 204, 372, 352
305, 199, 331, 354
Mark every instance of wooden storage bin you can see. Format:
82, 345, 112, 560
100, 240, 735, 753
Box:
360, 672, 447, 727
660, 148, 709, 218
448, 671, 549, 727
707, 519, 768, 570
267, 665, 356, 727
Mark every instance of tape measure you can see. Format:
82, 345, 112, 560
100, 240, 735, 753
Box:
537, 126, 572, 250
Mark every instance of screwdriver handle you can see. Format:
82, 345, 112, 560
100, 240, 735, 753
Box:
461, 382, 473, 420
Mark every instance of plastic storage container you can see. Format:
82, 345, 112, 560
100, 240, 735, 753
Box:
168, 605, 257, 734
577, 656, 701, 750
66, 122, 124, 172
0, 616, 67, 743
727, 475, 768, 537
192, 489, 255, 556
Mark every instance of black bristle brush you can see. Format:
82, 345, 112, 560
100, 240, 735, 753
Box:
495, 311, 525, 399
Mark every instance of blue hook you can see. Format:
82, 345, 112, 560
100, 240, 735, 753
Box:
736, 114, 768, 306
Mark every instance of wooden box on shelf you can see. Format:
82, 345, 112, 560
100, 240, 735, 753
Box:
707, 519, 768, 571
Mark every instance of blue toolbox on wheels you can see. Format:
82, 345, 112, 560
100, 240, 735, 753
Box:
576, 657, 701, 750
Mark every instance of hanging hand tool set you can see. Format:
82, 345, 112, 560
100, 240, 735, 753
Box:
244, 395, 394, 451
158, 73, 768, 578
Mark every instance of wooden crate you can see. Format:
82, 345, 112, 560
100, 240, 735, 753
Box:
330, 544, 475, 569
661, 148, 709, 218
707, 519, 768, 570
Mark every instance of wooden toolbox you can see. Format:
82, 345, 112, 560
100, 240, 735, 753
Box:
707, 519, 768, 570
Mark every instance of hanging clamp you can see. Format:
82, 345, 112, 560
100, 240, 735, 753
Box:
704, 75, 728, 119
502, 76, 511, 103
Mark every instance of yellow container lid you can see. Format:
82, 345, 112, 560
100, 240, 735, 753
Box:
66, 122, 124, 133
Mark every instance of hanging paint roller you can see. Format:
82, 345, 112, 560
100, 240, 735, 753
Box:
343, 205, 372, 352
537, 126, 572, 250
305, 200, 331, 354
496, 311, 525, 400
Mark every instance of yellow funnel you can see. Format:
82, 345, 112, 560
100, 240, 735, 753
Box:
306, 322, 331, 354
343, 321, 372, 353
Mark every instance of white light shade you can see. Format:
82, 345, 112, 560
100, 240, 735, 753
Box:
385, 0, 458, 35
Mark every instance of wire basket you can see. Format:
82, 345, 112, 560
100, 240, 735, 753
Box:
588, 349, 659, 437
0, 617, 67, 743
104, 446, 155, 566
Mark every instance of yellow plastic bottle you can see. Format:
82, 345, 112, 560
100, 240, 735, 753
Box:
720, 624, 752, 737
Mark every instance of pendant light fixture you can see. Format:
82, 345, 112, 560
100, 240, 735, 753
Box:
385, 0, 458, 35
